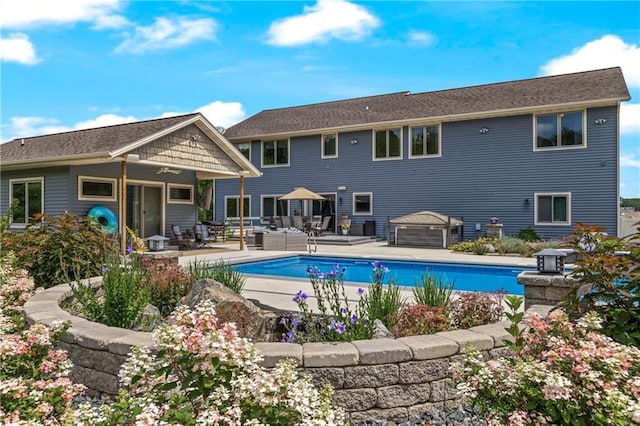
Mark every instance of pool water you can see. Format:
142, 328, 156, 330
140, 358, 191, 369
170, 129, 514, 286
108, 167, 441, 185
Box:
234, 255, 533, 295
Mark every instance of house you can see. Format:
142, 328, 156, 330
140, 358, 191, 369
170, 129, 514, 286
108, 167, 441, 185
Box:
0, 113, 260, 244
213, 67, 630, 240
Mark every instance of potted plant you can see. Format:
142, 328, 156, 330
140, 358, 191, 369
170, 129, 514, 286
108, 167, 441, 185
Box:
341, 223, 351, 235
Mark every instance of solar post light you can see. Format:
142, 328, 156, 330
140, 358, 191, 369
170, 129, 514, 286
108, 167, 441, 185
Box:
534, 248, 567, 274
147, 235, 169, 252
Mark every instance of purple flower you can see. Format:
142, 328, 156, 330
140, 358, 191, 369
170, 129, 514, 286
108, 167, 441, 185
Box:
279, 318, 287, 325
335, 322, 346, 334
350, 313, 358, 324
306, 266, 314, 275
291, 318, 298, 327
293, 290, 308, 303
341, 307, 347, 315
372, 261, 381, 268
384, 267, 390, 274
126, 246, 133, 254
102, 266, 108, 274
357, 288, 365, 296
328, 321, 335, 330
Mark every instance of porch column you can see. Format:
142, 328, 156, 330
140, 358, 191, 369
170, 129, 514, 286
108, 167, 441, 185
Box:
238, 170, 250, 250
120, 158, 127, 255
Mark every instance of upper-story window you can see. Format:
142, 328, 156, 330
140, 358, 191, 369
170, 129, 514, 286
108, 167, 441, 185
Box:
321, 134, 338, 158
535, 111, 584, 150
373, 128, 402, 160
409, 125, 440, 158
236, 142, 251, 160
78, 176, 117, 202
9, 177, 44, 227
262, 139, 289, 167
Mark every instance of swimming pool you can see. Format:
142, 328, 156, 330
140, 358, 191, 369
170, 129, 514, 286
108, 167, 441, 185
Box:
233, 255, 534, 295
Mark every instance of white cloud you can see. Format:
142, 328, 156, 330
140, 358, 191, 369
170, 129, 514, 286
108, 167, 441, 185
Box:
114, 17, 217, 54
620, 152, 640, 168
539, 35, 640, 89
0, 33, 39, 64
5, 114, 137, 141
621, 102, 640, 135
408, 30, 436, 47
0, 0, 125, 29
92, 14, 131, 30
197, 101, 246, 129
266, 0, 380, 47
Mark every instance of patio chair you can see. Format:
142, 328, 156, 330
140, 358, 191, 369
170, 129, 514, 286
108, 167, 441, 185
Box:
171, 225, 195, 250
194, 223, 217, 248
281, 216, 292, 228
274, 216, 284, 228
292, 215, 305, 231
312, 216, 332, 235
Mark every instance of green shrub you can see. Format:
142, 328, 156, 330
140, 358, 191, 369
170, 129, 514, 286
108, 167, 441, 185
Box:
449, 291, 505, 329
361, 261, 403, 328
560, 223, 640, 347
1, 212, 117, 288
471, 241, 489, 255
71, 255, 150, 329
517, 226, 542, 242
142, 259, 194, 316
412, 269, 454, 307
187, 258, 246, 294
391, 303, 450, 337
494, 236, 527, 255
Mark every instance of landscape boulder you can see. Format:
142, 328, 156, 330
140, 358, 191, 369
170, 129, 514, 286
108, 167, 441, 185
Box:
180, 279, 275, 341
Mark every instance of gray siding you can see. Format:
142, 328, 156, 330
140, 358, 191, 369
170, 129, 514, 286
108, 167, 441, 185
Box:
214, 105, 620, 240
1, 166, 72, 219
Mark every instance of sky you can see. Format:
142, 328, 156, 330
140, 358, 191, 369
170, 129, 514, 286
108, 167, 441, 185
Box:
1, 0, 639, 197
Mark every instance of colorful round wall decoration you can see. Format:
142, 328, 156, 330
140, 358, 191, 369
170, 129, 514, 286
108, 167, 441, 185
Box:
87, 206, 118, 234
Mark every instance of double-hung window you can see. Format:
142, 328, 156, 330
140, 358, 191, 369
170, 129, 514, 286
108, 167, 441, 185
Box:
9, 177, 44, 226
321, 134, 338, 158
236, 142, 251, 160
535, 193, 571, 225
373, 128, 402, 160
262, 139, 289, 167
353, 192, 373, 215
261, 196, 289, 217
225, 196, 250, 219
409, 125, 440, 158
535, 111, 584, 150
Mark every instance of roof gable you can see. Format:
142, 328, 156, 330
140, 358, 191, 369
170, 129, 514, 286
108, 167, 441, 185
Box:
225, 67, 630, 139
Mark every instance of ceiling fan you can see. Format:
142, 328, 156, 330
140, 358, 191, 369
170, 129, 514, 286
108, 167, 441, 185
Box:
155, 166, 182, 175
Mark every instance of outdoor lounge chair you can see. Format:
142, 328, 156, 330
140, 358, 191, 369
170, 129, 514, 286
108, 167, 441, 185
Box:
171, 225, 195, 250
281, 216, 292, 228
293, 216, 304, 231
312, 216, 331, 235
194, 223, 217, 248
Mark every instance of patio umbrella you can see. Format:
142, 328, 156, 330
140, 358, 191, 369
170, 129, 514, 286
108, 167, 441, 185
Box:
279, 187, 325, 216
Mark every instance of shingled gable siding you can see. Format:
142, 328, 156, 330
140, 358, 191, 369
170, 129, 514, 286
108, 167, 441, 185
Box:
214, 106, 619, 239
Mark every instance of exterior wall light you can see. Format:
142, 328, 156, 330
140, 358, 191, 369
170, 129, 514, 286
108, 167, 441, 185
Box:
594, 118, 607, 125
350, 139, 358, 145
479, 127, 489, 134
534, 248, 567, 274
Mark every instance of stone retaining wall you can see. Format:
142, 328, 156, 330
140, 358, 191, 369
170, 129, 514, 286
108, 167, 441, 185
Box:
24, 282, 550, 423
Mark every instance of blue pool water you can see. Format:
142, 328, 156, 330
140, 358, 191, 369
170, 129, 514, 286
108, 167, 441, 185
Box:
234, 256, 534, 295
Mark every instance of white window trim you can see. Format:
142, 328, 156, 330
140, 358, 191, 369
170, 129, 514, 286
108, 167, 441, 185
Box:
224, 195, 251, 220
261, 139, 290, 168
353, 192, 373, 216
372, 128, 403, 161
236, 142, 251, 162
260, 194, 290, 217
408, 124, 442, 159
9, 177, 44, 227
321, 133, 338, 159
167, 183, 194, 204
78, 175, 117, 202
534, 192, 571, 226
533, 110, 587, 152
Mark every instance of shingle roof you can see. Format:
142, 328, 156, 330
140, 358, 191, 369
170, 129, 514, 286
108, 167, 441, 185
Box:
225, 67, 630, 139
1, 113, 199, 163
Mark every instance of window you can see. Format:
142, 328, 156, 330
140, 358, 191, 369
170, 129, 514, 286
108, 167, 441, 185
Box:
78, 176, 117, 201
167, 184, 194, 204
225, 196, 250, 219
236, 142, 251, 160
409, 125, 440, 158
261, 196, 289, 217
9, 177, 44, 226
535, 111, 584, 150
353, 192, 373, 215
535, 193, 571, 225
321, 134, 338, 158
373, 128, 402, 160
262, 139, 289, 167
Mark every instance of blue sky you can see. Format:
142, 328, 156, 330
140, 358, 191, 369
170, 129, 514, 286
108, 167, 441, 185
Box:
1, 0, 639, 197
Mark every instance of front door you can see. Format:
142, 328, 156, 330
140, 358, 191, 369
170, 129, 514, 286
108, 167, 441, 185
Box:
126, 182, 163, 238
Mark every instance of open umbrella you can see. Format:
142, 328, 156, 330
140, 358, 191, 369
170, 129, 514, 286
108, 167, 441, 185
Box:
279, 187, 325, 216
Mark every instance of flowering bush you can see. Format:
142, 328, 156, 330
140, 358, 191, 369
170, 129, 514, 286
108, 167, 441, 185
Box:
142, 259, 194, 317
453, 304, 640, 425
448, 291, 505, 329
391, 303, 450, 337
74, 300, 345, 425
0, 254, 86, 424
282, 264, 372, 342
561, 223, 640, 347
